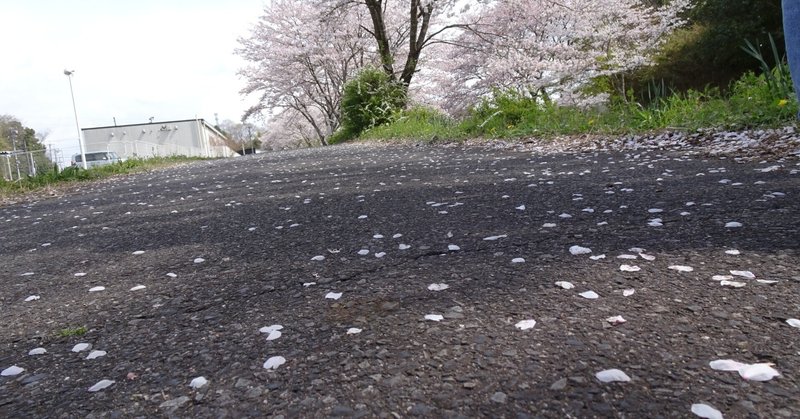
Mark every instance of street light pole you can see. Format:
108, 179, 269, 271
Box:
64, 69, 87, 169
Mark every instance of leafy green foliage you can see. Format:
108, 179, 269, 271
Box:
359, 68, 797, 143
57, 326, 87, 337
335, 67, 406, 143
0, 156, 206, 198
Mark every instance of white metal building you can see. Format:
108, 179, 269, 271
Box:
81, 119, 236, 159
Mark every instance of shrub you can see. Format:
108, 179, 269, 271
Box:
337, 67, 406, 142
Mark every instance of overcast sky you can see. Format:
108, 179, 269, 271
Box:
1, 0, 266, 156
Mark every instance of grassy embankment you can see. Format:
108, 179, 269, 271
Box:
361, 69, 798, 143
0, 156, 205, 200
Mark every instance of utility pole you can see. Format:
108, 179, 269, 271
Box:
64, 70, 87, 169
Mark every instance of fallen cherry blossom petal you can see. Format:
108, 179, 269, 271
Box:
579, 291, 599, 299
263, 356, 286, 370
725, 249, 741, 255
24, 295, 40, 302
28, 348, 46, 356
786, 319, 800, 328
623, 289, 635, 297
88, 379, 114, 392
589, 254, 606, 260
595, 369, 631, 383
709, 359, 748, 371
310, 255, 325, 261
129, 285, 146, 291
193, 258, 205, 264
447, 244, 460, 251
1, 366, 24, 376
325, 292, 342, 300
132, 250, 145, 255
266, 330, 282, 341
398, 244, 411, 250
88, 286, 105, 292
606, 315, 626, 324
668, 265, 694, 272
515, 319, 536, 330
569, 245, 592, 255
86, 350, 107, 360
190, 376, 208, 389
72, 343, 91, 352
712, 275, 733, 281
725, 222, 743, 228
730, 270, 755, 279
620, 265, 640, 272
555, 281, 575, 290
424, 314, 444, 321
738, 363, 780, 381
428, 283, 449, 291
720, 280, 746, 288
511, 258, 525, 263
259, 325, 283, 334
347, 328, 362, 334
691, 403, 723, 419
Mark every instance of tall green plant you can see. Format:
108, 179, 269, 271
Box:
741, 34, 794, 100
334, 67, 406, 143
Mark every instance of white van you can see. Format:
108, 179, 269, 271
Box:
71, 151, 124, 168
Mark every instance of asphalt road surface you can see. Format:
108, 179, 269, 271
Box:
1, 144, 799, 418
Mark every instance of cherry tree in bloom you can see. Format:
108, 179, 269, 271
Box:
237, 0, 374, 146
425, 0, 690, 113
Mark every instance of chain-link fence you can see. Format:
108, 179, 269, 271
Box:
0, 149, 54, 182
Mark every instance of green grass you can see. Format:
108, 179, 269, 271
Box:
360, 70, 797, 143
57, 326, 87, 337
0, 156, 207, 199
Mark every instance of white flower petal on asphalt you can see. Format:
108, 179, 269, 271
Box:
129, 285, 146, 291
347, 328, 362, 335
358, 215, 368, 219
263, 356, 286, 370
623, 289, 635, 297
589, 254, 606, 260
86, 350, 107, 360
648, 208, 663, 213
725, 222, 743, 228
190, 376, 208, 389
668, 265, 694, 272
373, 234, 384, 239
428, 283, 449, 291
483, 235, 508, 241
555, 281, 575, 290
515, 319, 536, 330
357, 249, 370, 255
730, 270, 755, 279
786, 318, 800, 328
542, 223, 557, 228
266, 330, 282, 341
74, 272, 87, 277
709, 359, 748, 371
712, 275, 733, 281
725, 249, 741, 255
303, 282, 316, 287
88, 379, 114, 392
511, 258, 525, 263
375, 252, 386, 258
72, 343, 91, 352
606, 315, 626, 324
325, 292, 342, 300
738, 363, 780, 381
691, 403, 724, 419
424, 314, 444, 321
595, 369, 631, 383
21, 272, 34, 276
558, 213, 572, 218
193, 258, 205, 264
259, 325, 283, 334
620, 265, 640, 272
88, 286, 105, 292
392, 234, 402, 239
24, 295, 40, 302
398, 244, 411, 250
1, 366, 24, 376
166, 272, 178, 278
447, 244, 460, 251
756, 279, 778, 284
639, 253, 656, 261
579, 291, 599, 299
569, 245, 592, 255
132, 250, 145, 255
720, 280, 746, 288
617, 254, 638, 260
28, 347, 46, 356
311, 255, 325, 261
516, 205, 526, 210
